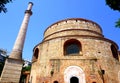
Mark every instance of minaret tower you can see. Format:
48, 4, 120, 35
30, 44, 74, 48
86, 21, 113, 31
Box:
0, 2, 33, 83
9, 2, 33, 60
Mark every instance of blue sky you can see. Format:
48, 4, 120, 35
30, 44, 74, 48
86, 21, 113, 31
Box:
0, 0, 120, 61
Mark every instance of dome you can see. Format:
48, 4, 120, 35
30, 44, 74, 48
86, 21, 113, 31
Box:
43, 18, 103, 41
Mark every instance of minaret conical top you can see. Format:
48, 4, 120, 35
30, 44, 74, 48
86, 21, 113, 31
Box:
27, 2, 33, 10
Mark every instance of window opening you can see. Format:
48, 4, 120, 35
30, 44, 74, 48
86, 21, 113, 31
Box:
64, 39, 81, 55
66, 43, 79, 54
32, 48, 39, 61
92, 82, 96, 83
111, 45, 119, 60
54, 81, 58, 83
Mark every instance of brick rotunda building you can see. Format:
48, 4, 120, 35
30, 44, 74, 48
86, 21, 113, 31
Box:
30, 18, 120, 83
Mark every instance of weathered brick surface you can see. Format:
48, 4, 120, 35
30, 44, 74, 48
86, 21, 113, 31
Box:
30, 18, 120, 83
44, 18, 102, 39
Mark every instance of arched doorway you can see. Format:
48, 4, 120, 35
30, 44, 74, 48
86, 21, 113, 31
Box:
64, 66, 86, 83
70, 76, 79, 83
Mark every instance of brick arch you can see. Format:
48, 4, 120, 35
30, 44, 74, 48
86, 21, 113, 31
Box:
111, 44, 119, 60
64, 66, 86, 83
32, 48, 39, 62
64, 39, 82, 55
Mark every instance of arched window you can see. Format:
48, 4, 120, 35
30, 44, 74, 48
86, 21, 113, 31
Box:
53, 81, 58, 83
32, 48, 39, 62
64, 39, 82, 55
92, 82, 96, 83
111, 45, 119, 60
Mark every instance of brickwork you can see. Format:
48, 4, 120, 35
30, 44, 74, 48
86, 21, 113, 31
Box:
44, 18, 103, 41
30, 18, 120, 83
0, 58, 23, 83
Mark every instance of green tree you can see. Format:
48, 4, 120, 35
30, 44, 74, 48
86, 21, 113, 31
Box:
106, 0, 120, 28
0, 0, 12, 13
20, 65, 31, 83
22, 65, 31, 72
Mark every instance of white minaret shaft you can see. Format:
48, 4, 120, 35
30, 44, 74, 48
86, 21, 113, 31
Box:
9, 2, 33, 60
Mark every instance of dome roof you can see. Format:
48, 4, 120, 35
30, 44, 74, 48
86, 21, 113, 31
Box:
43, 18, 103, 41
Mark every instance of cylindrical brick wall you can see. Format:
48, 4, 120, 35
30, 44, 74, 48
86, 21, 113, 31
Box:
44, 18, 103, 41
30, 18, 120, 83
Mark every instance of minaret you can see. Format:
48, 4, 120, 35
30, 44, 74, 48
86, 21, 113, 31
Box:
0, 2, 33, 83
9, 2, 33, 60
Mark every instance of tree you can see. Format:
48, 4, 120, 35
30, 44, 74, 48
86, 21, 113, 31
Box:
115, 19, 120, 27
22, 65, 31, 72
106, 0, 120, 28
0, 62, 4, 76
20, 65, 31, 83
0, 0, 12, 13
0, 49, 8, 76
106, 0, 120, 11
